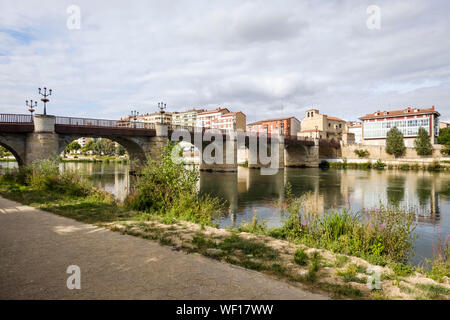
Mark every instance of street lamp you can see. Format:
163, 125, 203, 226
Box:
130, 110, 139, 128
26, 99, 37, 119
158, 102, 166, 124
38, 87, 52, 115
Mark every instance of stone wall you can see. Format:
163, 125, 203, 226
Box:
340, 143, 445, 160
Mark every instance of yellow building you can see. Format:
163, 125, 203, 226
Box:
298, 109, 348, 140
172, 109, 205, 127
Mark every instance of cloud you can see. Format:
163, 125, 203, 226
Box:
0, 0, 449, 123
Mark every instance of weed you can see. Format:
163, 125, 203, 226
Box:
293, 248, 308, 266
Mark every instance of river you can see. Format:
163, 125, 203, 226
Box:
1, 160, 449, 266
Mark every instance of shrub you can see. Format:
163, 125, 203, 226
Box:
279, 199, 417, 264
125, 142, 224, 224
427, 160, 441, 172
373, 160, 386, 170
354, 149, 370, 158
386, 127, 405, 157
319, 160, 330, 170
425, 240, 450, 282
359, 161, 372, 170
294, 248, 308, 266
441, 142, 450, 156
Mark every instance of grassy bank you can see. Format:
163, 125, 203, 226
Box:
1, 151, 448, 299
60, 155, 129, 164
322, 159, 447, 172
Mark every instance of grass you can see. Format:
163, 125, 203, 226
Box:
335, 255, 350, 268
415, 284, 450, 299
294, 248, 308, 266
318, 283, 363, 299
337, 264, 367, 284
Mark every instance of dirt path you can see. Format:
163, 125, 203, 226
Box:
0, 196, 328, 300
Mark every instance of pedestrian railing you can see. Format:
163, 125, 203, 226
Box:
0, 114, 33, 123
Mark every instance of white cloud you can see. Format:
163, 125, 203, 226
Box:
0, 0, 449, 123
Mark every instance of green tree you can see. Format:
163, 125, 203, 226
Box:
414, 127, 433, 156
92, 139, 116, 156
0, 145, 12, 158
81, 140, 95, 154
386, 127, 405, 157
438, 127, 450, 145
438, 127, 450, 156
116, 144, 126, 156
65, 141, 81, 153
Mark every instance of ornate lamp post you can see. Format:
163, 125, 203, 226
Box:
158, 102, 166, 124
26, 99, 37, 119
38, 87, 52, 115
130, 110, 139, 128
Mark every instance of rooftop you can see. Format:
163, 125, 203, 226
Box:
359, 106, 440, 120
247, 116, 299, 126
326, 116, 345, 122
198, 108, 230, 115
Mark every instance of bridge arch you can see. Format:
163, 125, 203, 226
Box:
0, 135, 26, 166
57, 134, 148, 166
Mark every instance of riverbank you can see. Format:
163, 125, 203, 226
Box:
0, 178, 448, 299
321, 158, 450, 171
60, 155, 129, 164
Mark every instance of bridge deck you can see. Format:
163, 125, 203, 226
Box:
0, 114, 331, 147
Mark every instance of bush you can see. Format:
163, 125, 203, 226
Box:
427, 160, 441, 172
278, 200, 417, 264
0, 157, 93, 197
294, 248, 308, 266
125, 142, 224, 224
319, 160, 330, 170
354, 149, 370, 158
373, 160, 386, 170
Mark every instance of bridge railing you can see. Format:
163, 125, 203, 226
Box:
0, 114, 33, 123
55, 116, 155, 130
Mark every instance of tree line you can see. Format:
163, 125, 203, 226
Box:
64, 138, 126, 156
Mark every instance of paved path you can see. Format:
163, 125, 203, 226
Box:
0, 196, 328, 300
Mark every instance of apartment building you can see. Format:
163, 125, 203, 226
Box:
298, 109, 348, 140
196, 108, 246, 131
246, 117, 301, 138
348, 121, 363, 144
359, 106, 440, 147
137, 112, 173, 124
172, 109, 205, 127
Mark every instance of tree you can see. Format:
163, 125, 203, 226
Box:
116, 144, 126, 156
92, 138, 116, 155
438, 127, 450, 145
386, 127, 405, 157
65, 141, 81, 153
0, 145, 12, 158
438, 127, 450, 156
414, 127, 433, 156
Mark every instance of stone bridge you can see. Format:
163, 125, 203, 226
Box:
0, 114, 337, 172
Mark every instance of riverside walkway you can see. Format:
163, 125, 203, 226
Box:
0, 196, 327, 300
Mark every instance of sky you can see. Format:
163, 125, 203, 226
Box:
0, 0, 449, 123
